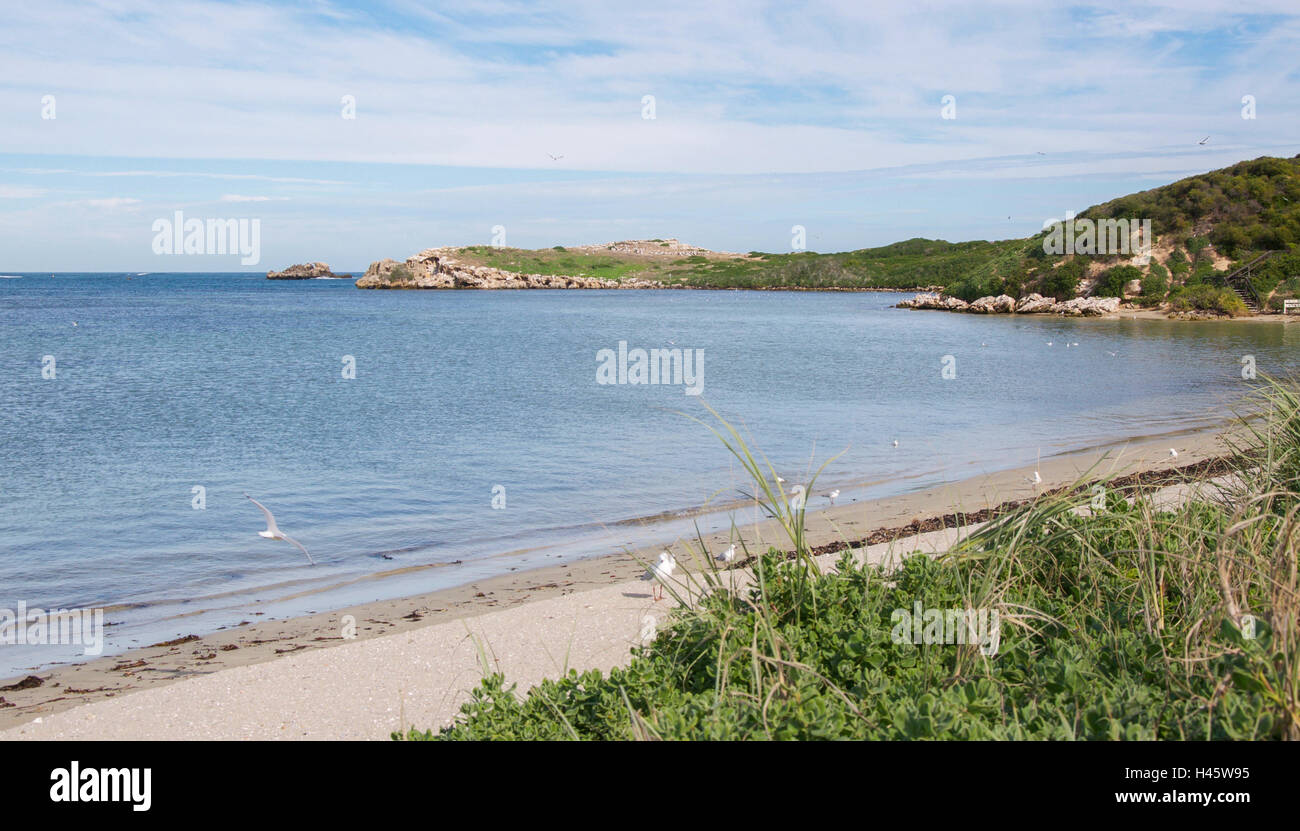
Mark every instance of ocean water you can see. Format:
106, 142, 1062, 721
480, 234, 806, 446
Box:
2, 272, 1297, 673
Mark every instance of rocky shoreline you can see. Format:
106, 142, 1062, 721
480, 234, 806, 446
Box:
355, 248, 667, 290
897, 291, 1123, 317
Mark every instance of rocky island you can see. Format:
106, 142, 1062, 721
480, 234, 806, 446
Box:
267, 262, 346, 279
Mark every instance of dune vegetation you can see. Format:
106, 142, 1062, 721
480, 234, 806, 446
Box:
397, 381, 1300, 741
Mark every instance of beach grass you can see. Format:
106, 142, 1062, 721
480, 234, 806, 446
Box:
396, 379, 1300, 740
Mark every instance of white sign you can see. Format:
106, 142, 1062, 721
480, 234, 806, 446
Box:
1285, 299, 1300, 314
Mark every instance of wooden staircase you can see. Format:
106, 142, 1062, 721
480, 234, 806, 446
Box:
1215, 251, 1271, 312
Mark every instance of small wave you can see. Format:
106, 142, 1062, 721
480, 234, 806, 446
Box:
0, 275, 22, 279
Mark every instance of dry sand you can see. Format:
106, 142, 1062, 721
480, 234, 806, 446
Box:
0, 426, 1232, 740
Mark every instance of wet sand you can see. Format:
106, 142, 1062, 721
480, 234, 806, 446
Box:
0, 425, 1232, 738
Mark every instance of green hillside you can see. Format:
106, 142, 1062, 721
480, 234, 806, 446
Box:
446, 154, 1300, 311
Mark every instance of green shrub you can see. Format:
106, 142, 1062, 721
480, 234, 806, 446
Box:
1093, 264, 1142, 298
1140, 264, 1168, 303
1037, 257, 1085, 299
1169, 284, 1248, 316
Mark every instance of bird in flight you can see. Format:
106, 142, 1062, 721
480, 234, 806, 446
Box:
547, 153, 564, 161
245, 494, 314, 565
1198, 136, 1210, 145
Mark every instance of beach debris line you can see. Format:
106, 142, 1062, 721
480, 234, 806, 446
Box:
245, 494, 315, 565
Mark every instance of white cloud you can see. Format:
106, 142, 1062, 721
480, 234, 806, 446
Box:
82, 197, 142, 208
0, 185, 46, 198
218, 194, 287, 202
0, 0, 1294, 175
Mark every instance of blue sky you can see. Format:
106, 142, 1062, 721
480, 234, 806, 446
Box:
1, 0, 1298, 270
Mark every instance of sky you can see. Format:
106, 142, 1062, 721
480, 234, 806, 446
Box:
0, 0, 1298, 271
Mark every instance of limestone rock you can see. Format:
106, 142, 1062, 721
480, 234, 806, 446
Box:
1051, 296, 1121, 316
1015, 293, 1056, 313
267, 262, 342, 279
355, 247, 667, 290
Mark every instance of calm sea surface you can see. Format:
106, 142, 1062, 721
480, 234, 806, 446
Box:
2, 273, 1297, 672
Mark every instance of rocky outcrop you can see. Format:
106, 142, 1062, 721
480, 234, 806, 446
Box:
355, 248, 668, 290
896, 292, 970, 311
1052, 296, 1122, 316
967, 294, 1017, 314
1015, 293, 1057, 313
267, 262, 344, 279
898, 291, 1122, 317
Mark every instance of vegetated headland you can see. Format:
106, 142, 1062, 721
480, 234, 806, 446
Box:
267, 154, 1300, 318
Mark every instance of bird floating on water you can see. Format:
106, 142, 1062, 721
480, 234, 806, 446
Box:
717, 544, 736, 563
892, 439, 899, 448
245, 494, 314, 565
643, 551, 676, 601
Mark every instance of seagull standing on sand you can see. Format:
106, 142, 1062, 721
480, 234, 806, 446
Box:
716, 544, 736, 564
643, 551, 676, 601
1028, 471, 1042, 486
245, 494, 314, 565
827, 489, 840, 506
1169, 448, 1179, 458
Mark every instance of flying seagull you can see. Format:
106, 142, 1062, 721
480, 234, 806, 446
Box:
643, 551, 676, 601
245, 494, 314, 565
1198, 136, 1210, 145
547, 153, 564, 161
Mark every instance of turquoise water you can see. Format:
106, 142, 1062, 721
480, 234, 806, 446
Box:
1, 273, 1296, 672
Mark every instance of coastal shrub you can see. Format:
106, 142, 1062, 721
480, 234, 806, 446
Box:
1167, 248, 1190, 276
1037, 257, 1084, 299
1138, 265, 1168, 306
1092, 264, 1141, 298
399, 383, 1300, 741
384, 264, 413, 283
1168, 284, 1248, 316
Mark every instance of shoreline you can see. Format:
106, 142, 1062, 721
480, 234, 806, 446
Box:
0, 424, 1233, 736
